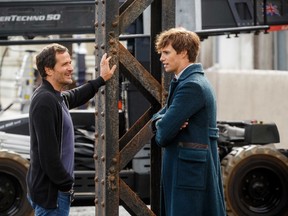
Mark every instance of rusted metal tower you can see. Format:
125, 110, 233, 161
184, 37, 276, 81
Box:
94, 0, 175, 215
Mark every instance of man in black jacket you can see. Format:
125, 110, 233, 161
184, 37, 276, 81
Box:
26, 43, 116, 215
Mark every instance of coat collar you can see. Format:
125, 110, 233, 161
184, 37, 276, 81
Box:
41, 79, 54, 89
177, 63, 204, 81
35, 79, 63, 101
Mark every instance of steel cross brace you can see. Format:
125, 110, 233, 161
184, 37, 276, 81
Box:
94, 0, 175, 215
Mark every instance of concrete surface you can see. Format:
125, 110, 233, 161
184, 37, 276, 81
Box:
70, 206, 131, 216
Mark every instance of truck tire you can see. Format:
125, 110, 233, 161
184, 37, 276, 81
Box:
0, 150, 33, 216
221, 145, 288, 216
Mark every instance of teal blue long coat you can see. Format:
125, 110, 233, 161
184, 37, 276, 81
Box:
152, 64, 226, 216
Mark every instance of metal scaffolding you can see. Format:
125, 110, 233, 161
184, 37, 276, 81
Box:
94, 0, 175, 215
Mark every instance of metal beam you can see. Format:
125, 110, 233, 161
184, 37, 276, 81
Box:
119, 119, 154, 170
119, 108, 154, 150
150, 1, 175, 215
94, 0, 177, 215
119, 42, 163, 104
119, 0, 154, 34
94, 0, 120, 215
119, 180, 156, 216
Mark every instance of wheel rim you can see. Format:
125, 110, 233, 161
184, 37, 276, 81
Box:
0, 172, 22, 214
240, 167, 282, 213
223, 146, 288, 216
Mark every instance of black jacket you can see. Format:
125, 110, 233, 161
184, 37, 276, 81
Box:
26, 78, 105, 208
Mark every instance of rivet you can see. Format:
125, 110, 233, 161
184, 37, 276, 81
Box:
109, 167, 115, 173
100, 44, 105, 49
101, 21, 105, 27
111, 48, 117, 55
94, 22, 98, 27
109, 39, 115, 45
109, 32, 115, 37
101, 112, 104, 117
101, 179, 105, 185
101, 156, 105, 162
101, 89, 105, 94
95, 133, 99, 138
94, 198, 98, 204
94, 176, 98, 182
112, 21, 118, 27
101, 201, 105, 207
101, 134, 105, 139
93, 154, 98, 160
112, 158, 117, 163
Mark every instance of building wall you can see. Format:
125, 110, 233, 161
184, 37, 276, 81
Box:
206, 69, 288, 149
199, 31, 288, 70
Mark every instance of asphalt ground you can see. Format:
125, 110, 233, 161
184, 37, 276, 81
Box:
70, 206, 131, 216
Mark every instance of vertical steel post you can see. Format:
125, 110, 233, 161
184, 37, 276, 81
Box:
150, 0, 175, 215
160, 0, 176, 94
150, 1, 162, 215
94, 0, 119, 215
